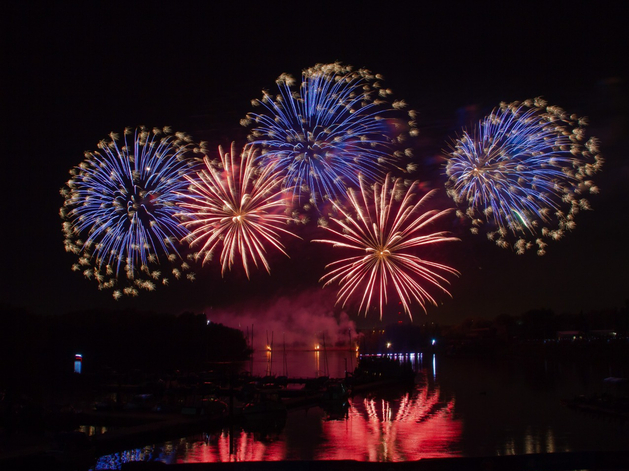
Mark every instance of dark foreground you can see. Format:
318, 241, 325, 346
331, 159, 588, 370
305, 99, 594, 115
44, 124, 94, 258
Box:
118, 452, 629, 471
4, 450, 628, 471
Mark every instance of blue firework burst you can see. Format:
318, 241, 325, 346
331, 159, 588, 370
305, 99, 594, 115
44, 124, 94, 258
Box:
60, 126, 206, 298
445, 98, 603, 255
242, 62, 418, 209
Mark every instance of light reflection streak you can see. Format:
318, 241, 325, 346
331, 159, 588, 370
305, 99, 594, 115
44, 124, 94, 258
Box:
524, 428, 538, 454
183, 430, 286, 462
94, 444, 177, 469
93, 360, 461, 466
496, 427, 558, 456
317, 384, 462, 461
94, 389, 461, 466
546, 427, 556, 453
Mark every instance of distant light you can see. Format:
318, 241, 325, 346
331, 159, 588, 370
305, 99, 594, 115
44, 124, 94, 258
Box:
386, 342, 392, 349
74, 353, 83, 374
431, 339, 436, 346
206, 319, 211, 325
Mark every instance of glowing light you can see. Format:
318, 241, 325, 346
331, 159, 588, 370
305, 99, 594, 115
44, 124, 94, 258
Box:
243, 62, 418, 209
445, 98, 603, 255
178, 143, 299, 278
314, 175, 460, 320
60, 126, 205, 297
74, 353, 82, 374
318, 385, 462, 460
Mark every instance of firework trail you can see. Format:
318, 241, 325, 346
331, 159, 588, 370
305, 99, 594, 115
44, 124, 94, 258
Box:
178, 143, 299, 278
242, 62, 418, 209
60, 126, 206, 298
445, 97, 603, 255
313, 176, 459, 320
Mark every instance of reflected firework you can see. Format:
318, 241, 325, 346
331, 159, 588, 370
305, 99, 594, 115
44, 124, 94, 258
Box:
178, 143, 298, 278
445, 97, 603, 255
319, 382, 461, 461
60, 126, 205, 298
314, 175, 459, 320
242, 62, 418, 209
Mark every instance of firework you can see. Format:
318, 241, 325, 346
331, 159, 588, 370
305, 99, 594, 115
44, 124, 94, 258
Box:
60, 126, 205, 298
313, 176, 459, 320
242, 62, 418, 209
178, 143, 298, 278
445, 97, 603, 255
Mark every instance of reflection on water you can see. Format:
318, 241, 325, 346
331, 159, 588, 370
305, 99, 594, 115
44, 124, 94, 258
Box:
92, 351, 629, 469
314, 382, 461, 461
497, 427, 559, 456
95, 445, 168, 469
78, 425, 109, 437
94, 382, 460, 467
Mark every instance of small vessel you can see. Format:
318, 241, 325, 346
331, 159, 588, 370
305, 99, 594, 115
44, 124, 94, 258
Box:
242, 389, 287, 431
320, 379, 349, 402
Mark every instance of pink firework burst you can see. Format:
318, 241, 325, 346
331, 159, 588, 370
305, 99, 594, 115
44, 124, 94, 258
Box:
314, 175, 459, 320
178, 143, 298, 278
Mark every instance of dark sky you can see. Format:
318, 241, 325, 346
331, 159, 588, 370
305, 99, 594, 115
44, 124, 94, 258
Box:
2, 1, 627, 326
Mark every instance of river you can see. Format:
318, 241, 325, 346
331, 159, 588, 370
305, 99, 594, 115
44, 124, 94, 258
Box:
90, 349, 628, 468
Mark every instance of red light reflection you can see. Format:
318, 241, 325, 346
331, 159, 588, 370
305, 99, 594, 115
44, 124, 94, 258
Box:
173, 384, 461, 462
317, 385, 462, 461
181, 430, 287, 462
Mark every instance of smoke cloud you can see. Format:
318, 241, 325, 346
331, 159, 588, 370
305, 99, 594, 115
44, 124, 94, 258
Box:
203, 288, 358, 350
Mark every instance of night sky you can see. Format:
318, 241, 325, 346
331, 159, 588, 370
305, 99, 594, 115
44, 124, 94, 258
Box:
3, 2, 628, 327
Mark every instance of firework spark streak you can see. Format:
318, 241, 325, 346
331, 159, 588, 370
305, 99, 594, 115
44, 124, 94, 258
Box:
314, 176, 459, 320
60, 126, 205, 298
445, 97, 603, 255
178, 143, 298, 278
242, 62, 418, 209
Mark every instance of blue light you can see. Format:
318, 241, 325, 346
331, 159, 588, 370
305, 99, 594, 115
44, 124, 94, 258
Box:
74, 353, 83, 374
61, 126, 204, 297
445, 98, 602, 255
244, 63, 417, 209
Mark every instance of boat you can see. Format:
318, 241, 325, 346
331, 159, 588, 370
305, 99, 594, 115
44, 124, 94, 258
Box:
563, 377, 629, 421
242, 388, 287, 431
320, 379, 349, 403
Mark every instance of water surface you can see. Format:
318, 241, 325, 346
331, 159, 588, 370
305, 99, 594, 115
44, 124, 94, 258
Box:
91, 351, 628, 468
